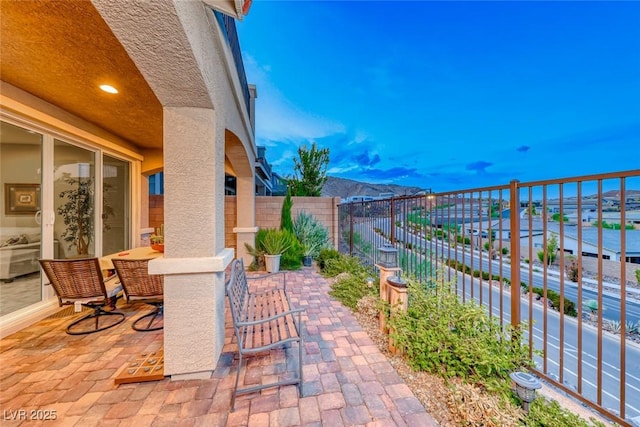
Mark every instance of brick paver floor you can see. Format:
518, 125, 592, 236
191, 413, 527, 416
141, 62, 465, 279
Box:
0, 266, 437, 426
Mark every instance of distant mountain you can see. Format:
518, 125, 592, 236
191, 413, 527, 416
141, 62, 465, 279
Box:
321, 176, 426, 199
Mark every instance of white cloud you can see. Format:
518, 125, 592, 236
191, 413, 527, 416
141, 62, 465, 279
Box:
243, 54, 345, 143
327, 164, 360, 174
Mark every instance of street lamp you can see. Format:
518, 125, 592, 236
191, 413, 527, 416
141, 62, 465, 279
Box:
510, 371, 541, 412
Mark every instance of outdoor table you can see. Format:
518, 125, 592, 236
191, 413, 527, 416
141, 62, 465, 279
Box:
99, 246, 163, 271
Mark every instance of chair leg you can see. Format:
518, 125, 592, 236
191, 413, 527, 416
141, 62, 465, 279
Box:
132, 304, 163, 332
66, 306, 125, 335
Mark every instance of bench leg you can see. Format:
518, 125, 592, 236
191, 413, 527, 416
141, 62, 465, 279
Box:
298, 334, 304, 397
231, 351, 243, 411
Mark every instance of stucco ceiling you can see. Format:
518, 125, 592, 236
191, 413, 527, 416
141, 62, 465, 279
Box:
0, 0, 163, 149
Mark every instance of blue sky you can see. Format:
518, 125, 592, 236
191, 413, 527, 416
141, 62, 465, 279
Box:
237, 1, 640, 192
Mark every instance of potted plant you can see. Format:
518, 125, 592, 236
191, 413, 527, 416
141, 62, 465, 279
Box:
293, 212, 329, 267
150, 224, 164, 252
57, 175, 113, 256
260, 229, 293, 273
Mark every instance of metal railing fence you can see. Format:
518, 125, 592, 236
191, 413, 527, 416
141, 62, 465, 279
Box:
213, 10, 251, 120
338, 170, 640, 426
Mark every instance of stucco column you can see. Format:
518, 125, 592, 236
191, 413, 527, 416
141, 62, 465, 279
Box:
149, 107, 232, 380
233, 174, 257, 266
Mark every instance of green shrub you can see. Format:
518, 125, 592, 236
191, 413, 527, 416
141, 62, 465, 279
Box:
321, 253, 365, 278
525, 397, 606, 426
501, 247, 509, 255
324, 252, 378, 309
280, 234, 303, 270
456, 235, 471, 245
636, 269, 640, 283
328, 269, 378, 310
317, 248, 341, 272
388, 272, 532, 395
530, 287, 577, 317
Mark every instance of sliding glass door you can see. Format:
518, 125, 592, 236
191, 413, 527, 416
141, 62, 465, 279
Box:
53, 139, 96, 259
103, 155, 130, 255
0, 122, 43, 316
0, 120, 132, 318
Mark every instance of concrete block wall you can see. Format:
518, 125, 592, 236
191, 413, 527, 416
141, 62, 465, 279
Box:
256, 196, 341, 247
149, 195, 341, 254
224, 195, 237, 250
149, 195, 164, 231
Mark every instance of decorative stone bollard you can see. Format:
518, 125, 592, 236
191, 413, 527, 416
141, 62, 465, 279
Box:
386, 275, 408, 355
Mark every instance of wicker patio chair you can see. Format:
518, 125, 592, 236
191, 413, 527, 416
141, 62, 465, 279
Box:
39, 258, 125, 335
112, 258, 164, 331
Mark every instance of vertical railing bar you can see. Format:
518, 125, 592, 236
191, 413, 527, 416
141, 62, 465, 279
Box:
528, 186, 534, 360
597, 179, 603, 406
488, 190, 493, 319
447, 196, 458, 282
462, 193, 467, 302
429, 196, 439, 282
499, 189, 505, 325
558, 183, 565, 385
479, 190, 484, 307
349, 202, 354, 256
618, 177, 627, 419
439, 196, 446, 277
390, 198, 396, 245
577, 182, 583, 395
444, 194, 450, 282
509, 180, 521, 331
542, 185, 549, 374
470, 192, 475, 300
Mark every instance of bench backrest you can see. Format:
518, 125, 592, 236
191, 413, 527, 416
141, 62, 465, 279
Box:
227, 258, 249, 326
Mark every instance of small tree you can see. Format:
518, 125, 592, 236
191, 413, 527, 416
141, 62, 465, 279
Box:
280, 191, 294, 233
57, 175, 113, 256
537, 233, 558, 265
287, 142, 330, 196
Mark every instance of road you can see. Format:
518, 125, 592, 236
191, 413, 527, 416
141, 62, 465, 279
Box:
351, 217, 640, 422
456, 273, 640, 421
376, 217, 640, 324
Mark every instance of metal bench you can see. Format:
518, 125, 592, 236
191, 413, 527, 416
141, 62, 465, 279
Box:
226, 258, 305, 411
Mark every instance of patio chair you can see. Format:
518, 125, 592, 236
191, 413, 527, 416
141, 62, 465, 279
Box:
111, 258, 164, 331
39, 258, 125, 335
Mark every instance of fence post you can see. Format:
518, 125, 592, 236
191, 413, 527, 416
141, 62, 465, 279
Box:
510, 180, 521, 329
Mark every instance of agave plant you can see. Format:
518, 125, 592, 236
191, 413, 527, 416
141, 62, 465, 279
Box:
293, 212, 329, 258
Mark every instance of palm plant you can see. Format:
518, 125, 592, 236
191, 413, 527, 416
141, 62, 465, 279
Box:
260, 229, 293, 255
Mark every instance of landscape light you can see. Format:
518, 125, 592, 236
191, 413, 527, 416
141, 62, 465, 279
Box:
510, 371, 541, 412
377, 245, 398, 269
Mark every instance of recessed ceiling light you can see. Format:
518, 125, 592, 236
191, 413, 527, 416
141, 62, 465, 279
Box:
99, 84, 118, 94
